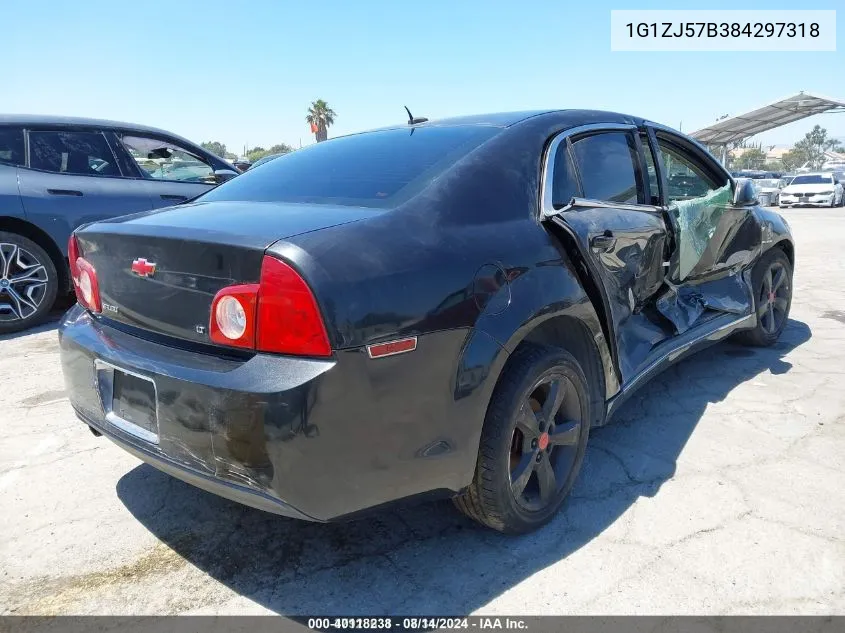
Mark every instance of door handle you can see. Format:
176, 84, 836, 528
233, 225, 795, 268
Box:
590, 233, 616, 251
160, 194, 188, 201
47, 189, 83, 196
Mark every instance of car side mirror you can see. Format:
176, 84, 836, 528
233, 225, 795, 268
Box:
212, 169, 239, 184
732, 178, 758, 207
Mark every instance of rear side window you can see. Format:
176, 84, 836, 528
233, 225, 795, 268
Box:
571, 132, 641, 204
551, 145, 580, 209
200, 126, 498, 207
0, 127, 25, 166
28, 130, 120, 177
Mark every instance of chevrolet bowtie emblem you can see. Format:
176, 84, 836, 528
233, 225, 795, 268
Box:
131, 258, 157, 277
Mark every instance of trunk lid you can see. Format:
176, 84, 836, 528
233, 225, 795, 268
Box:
76, 200, 380, 344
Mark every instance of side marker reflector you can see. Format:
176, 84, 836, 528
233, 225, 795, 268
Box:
367, 337, 417, 359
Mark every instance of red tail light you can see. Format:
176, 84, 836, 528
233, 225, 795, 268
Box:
209, 255, 331, 357
209, 284, 259, 350
68, 234, 80, 280
68, 234, 101, 313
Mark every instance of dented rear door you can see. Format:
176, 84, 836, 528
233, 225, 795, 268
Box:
544, 127, 670, 383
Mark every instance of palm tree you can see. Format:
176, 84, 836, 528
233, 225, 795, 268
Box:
306, 99, 336, 143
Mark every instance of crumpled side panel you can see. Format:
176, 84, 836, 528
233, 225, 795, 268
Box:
656, 273, 750, 334
672, 184, 733, 281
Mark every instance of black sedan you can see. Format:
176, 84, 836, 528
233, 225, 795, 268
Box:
59, 110, 794, 534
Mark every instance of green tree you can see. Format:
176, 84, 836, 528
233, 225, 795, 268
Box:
306, 99, 337, 142
791, 125, 840, 170
246, 146, 267, 163
268, 143, 294, 155
201, 141, 227, 158
780, 149, 806, 172
733, 148, 767, 170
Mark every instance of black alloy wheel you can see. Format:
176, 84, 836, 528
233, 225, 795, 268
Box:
757, 259, 790, 337
734, 248, 792, 347
509, 370, 582, 512
455, 346, 593, 534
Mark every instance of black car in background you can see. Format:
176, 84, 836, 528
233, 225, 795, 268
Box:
0, 116, 239, 333
731, 170, 782, 179
59, 110, 794, 533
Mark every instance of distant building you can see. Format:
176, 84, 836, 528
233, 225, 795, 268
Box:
765, 146, 792, 163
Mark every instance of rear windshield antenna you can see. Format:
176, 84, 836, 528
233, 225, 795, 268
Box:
404, 106, 429, 125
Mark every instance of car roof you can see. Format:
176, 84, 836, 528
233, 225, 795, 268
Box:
407, 111, 553, 127
0, 114, 196, 142
347, 109, 648, 139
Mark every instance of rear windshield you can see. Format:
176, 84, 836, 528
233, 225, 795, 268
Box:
200, 126, 498, 207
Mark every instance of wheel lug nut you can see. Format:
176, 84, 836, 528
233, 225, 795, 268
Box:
531, 439, 537, 449
535, 453, 542, 462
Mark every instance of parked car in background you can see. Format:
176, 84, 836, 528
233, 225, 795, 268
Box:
232, 158, 252, 172
0, 115, 239, 333
779, 172, 844, 208
732, 170, 781, 180
60, 110, 794, 534
752, 178, 783, 207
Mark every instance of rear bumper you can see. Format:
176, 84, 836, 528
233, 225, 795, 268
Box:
58, 305, 482, 521
76, 408, 315, 520
756, 192, 777, 206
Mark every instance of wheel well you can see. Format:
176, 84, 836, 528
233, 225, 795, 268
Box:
775, 239, 794, 269
0, 217, 69, 291
514, 315, 607, 427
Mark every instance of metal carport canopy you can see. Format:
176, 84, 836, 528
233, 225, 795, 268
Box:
690, 92, 845, 146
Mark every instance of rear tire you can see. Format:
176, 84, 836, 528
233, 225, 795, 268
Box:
0, 232, 58, 334
454, 345, 592, 534
733, 248, 792, 347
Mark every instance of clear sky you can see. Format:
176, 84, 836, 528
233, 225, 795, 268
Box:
4, 0, 843, 155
